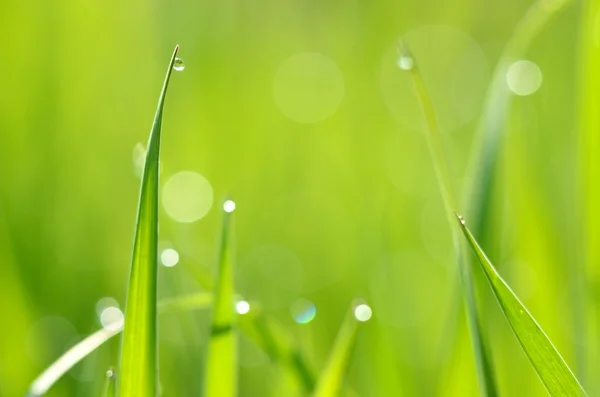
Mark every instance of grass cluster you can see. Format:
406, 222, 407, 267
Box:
2, 0, 598, 395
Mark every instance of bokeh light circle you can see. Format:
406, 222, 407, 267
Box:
162, 171, 213, 223
290, 299, 317, 324
273, 52, 345, 124
506, 60, 543, 96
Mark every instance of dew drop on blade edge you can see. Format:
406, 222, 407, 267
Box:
173, 57, 185, 71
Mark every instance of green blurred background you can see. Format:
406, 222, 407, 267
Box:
0, 0, 588, 395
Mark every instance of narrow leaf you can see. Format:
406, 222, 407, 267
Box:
205, 201, 237, 397
158, 292, 212, 313
27, 327, 121, 397
403, 48, 498, 396
103, 368, 116, 397
312, 303, 362, 397
456, 214, 588, 396
237, 304, 315, 393
118, 45, 180, 397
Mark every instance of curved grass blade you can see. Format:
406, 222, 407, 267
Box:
456, 214, 588, 396
118, 45, 180, 397
26, 327, 122, 397
465, 0, 572, 234
312, 303, 361, 397
402, 48, 498, 396
432, 0, 575, 392
205, 201, 237, 397
26, 292, 211, 396
103, 368, 116, 397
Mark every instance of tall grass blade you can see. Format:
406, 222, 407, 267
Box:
465, 0, 572, 233
432, 0, 575, 392
118, 45, 180, 397
403, 49, 497, 396
26, 327, 121, 397
103, 368, 116, 397
205, 202, 237, 397
456, 214, 588, 396
312, 303, 360, 397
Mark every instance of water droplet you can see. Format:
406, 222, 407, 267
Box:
457, 215, 466, 225
173, 57, 185, 72
106, 368, 115, 378
223, 199, 236, 213
236, 300, 251, 314
290, 299, 317, 324
397, 55, 414, 71
354, 304, 373, 322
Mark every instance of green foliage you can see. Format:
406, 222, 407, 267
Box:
404, 49, 498, 396
102, 368, 116, 397
27, 328, 121, 396
118, 46, 180, 397
205, 204, 237, 397
313, 304, 360, 397
457, 214, 587, 396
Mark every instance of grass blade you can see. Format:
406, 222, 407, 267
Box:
118, 45, 180, 397
103, 368, 116, 397
237, 303, 315, 393
27, 327, 121, 397
26, 292, 210, 396
403, 48, 498, 396
456, 214, 588, 396
205, 201, 237, 397
158, 292, 212, 313
312, 303, 362, 397
465, 0, 572, 233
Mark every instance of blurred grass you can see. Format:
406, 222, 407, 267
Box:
0, 0, 592, 395
205, 205, 237, 397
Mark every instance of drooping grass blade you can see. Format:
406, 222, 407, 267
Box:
456, 214, 588, 396
464, 0, 572, 228
402, 48, 498, 396
103, 368, 116, 397
205, 201, 237, 397
26, 327, 122, 397
26, 293, 211, 396
312, 303, 362, 397
118, 45, 180, 397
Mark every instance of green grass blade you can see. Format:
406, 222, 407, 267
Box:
403, 49, 498, 396
26, 327, 121, 397
465, 0, 572, 232
456, 214, 588, 396
238, 304, 315, 393
103, 368, 116, 397
26, 293, 210, 396
118, 45, 180, 397
312, 303, 361, 397
205, 201, 237, 397
157, 292, 213, 313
